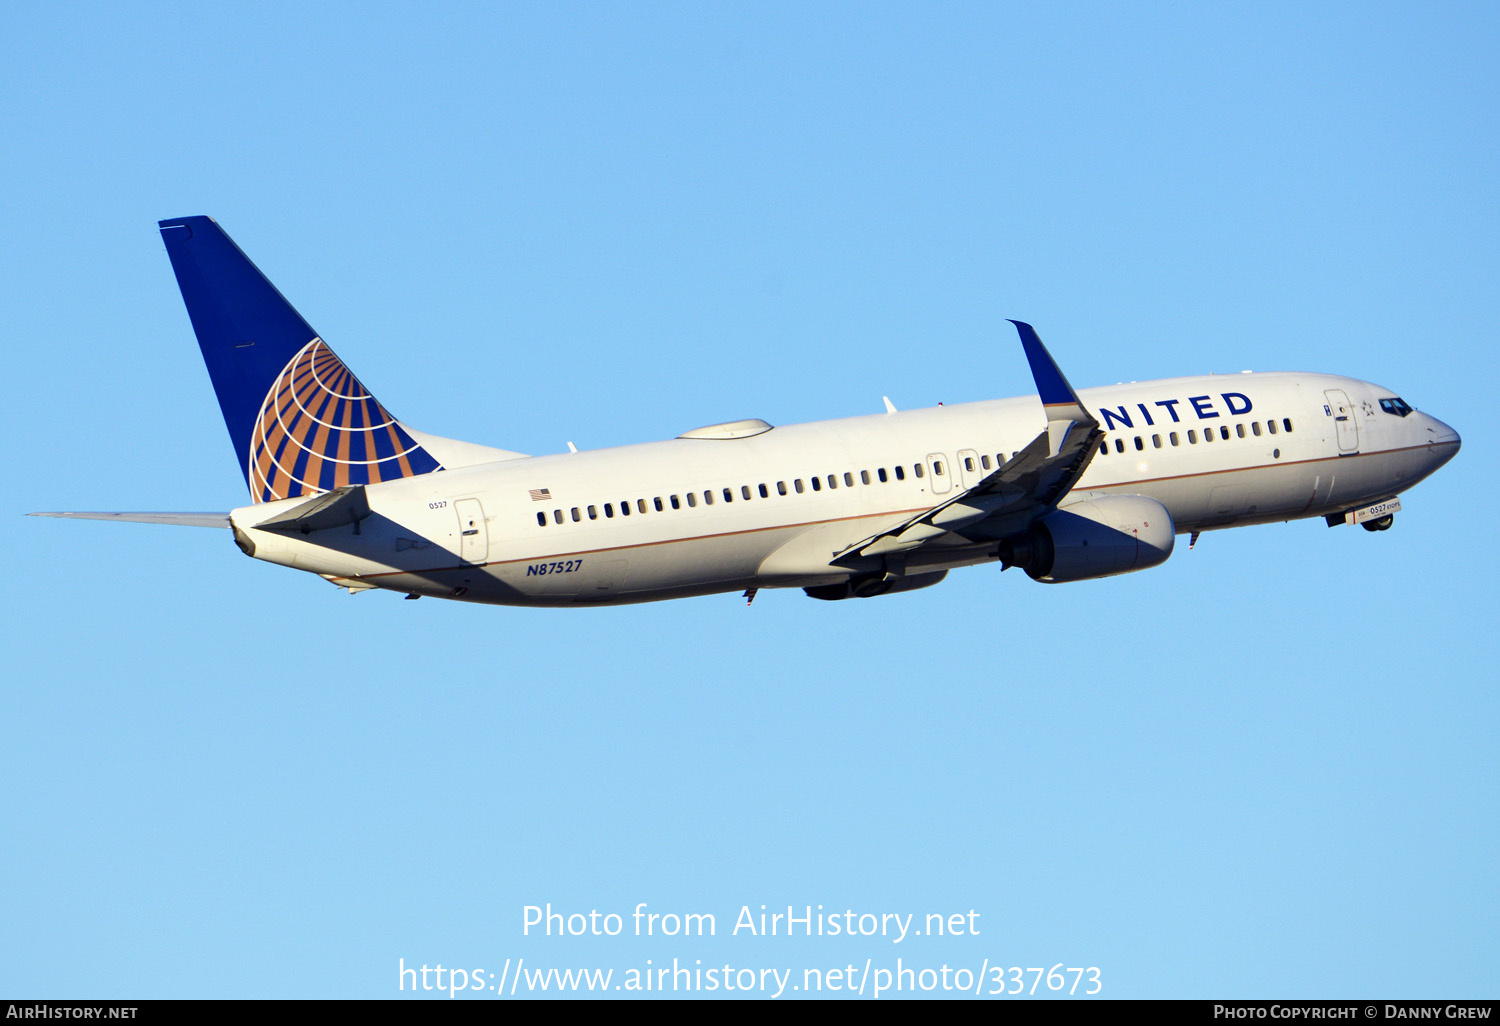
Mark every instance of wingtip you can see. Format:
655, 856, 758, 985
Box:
1010, 320, 1068, 399
1010, 320, 1093, 423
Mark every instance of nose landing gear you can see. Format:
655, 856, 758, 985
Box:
1328, 499, 1401, 531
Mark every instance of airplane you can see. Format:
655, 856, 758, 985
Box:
32, 216, 1461, 607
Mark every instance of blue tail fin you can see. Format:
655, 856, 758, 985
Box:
158, 217, 442, 502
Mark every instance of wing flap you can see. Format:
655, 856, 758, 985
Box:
832, 322, 1103, 568
832, 422, 1100, 566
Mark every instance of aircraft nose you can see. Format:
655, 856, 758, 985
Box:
1420, 412, 1460, 465
1429, 414, 1459, 446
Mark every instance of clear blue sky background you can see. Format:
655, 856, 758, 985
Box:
3, 2, 1495, 1000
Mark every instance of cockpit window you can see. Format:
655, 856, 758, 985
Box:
1380, 397, 1414, 417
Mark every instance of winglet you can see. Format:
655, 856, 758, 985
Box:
1010, 321, 1087, 411
1009, 320, 1097, 456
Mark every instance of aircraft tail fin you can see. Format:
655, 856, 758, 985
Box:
158, 216, 443, 502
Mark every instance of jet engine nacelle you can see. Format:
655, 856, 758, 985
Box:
803, 570, 948, 601
999, 495, 1175, 583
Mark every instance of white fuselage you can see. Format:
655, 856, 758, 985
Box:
230, 372, 1460, 606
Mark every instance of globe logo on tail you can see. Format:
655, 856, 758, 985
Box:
247, 338, 441, 502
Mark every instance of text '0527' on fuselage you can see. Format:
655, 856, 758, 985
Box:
31, 218, 1460, 608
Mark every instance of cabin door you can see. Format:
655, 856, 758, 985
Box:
1324, 389, 1359, 454
455, 498, 488, 563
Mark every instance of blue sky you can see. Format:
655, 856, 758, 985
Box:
3, 2, 1496, 999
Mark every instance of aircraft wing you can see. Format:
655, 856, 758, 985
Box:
832, 321, 1102, 566
28, 511, 230, 528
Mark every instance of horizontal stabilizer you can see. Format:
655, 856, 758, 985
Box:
253, 485, 370, 533
28, 511, 230, 528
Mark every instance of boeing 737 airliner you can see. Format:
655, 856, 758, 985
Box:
32, 217, 1460, 607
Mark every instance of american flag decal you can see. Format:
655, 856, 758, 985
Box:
529, 488, 552, 501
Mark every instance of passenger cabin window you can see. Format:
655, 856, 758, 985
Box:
1267, 421, 1278, 435
912, 464, 923, 479
1170, 432, 1180, 446
554, 509, 564, 524
810, 477, 821, 491
1100, 443, 1108, 456
1219, 426, 1229, 440
1152, 434, 1162, 448
794, 479, 804, 493
1188, 430, 1198, 444
571, 507, 581, 522
1235, 423, 1246, 439
1283, 418, 1293, 432
654, 497, 664, 511
742, 486, 752, 500
878, 469, 888, 483
724, 488, 733, 503
1252, 422, 1262, 436
670, 495, 681, 509
777, 481, 787, 495
604, 503, 614, 518
759, 484, 769, 498
1114, 439, 1125, 453
827, 474, 837, 489
1134, 436, 1144, 451
894, 466, 905, 481
537, 512, 546, 526
963, 456, 974, 472
588, 505, 598, 519
686, 493, 697, 507
981, 455, 992, 470
702, 491, 713, 505
861, 470, 871, 485
844, 472, 854, 487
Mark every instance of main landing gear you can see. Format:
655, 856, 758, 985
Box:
1362, 514, 1394, 532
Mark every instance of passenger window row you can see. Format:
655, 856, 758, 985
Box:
533, 416, 1296, 527
1097, 418, 1294, 456
532, 450, 1013, 527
